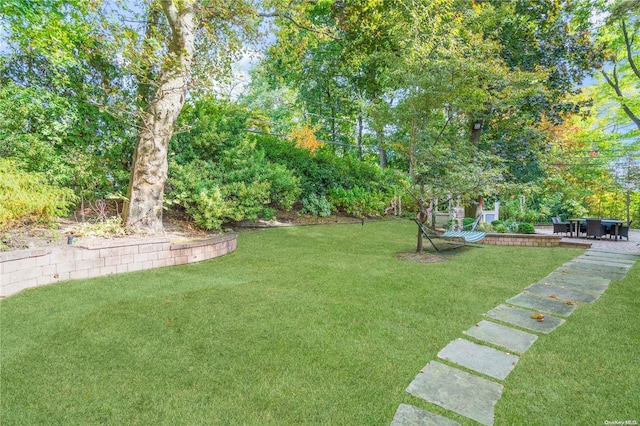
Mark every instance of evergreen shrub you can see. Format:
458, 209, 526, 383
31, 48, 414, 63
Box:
0, 159, 77, 230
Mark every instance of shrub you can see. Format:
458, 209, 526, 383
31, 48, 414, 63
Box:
0, 159, 77, 230
300, 194, 332, 217
167, 150, 300, 230
517, 222, 536, 234
462, 217, 475, 228
493, 223, 507, 233
327, 186, 388, 218
255, 135, 403, 204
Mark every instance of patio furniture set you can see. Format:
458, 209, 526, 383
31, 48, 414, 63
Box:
552, 217, 632, 241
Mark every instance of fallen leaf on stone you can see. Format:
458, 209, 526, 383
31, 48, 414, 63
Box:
530, 313, 545, 322
550, 294, 557, 299
566, 301, 575, 305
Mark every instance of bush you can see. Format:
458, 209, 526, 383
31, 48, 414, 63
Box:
517, 222, 536, 234
167, 156, 299, 230
327, 186, 388, 218
167, 99, 302, 230
255, 135, 402, 205
0, 159, 77, 230
300, 194, 332, 217
463, 217, 475, 228
493, 223, 507, 233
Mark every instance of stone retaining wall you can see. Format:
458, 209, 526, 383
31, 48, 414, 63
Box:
482, 233, 561, 247
0, 233, 237, 298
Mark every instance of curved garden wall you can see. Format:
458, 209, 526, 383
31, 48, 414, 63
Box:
0, 233, 237, 298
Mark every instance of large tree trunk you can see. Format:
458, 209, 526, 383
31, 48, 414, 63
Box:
123, 0, 196, 232
357, 115, 363, 160
377, 128, 387, 169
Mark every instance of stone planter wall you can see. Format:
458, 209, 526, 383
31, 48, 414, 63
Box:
0, 233, 237, 298
482, 233, 561, 247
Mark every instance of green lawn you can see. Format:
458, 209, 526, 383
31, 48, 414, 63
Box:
1, 220, 638, 425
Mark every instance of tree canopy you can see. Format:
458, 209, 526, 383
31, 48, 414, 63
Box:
1, 0, 638, 233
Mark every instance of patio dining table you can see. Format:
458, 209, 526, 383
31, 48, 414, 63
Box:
601, 219, 625, 241
568, 218, 584, 238
568, 218, 625, 240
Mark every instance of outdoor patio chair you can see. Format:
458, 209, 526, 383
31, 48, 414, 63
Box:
585, 219, 606, 239
551, 216, 570, 235
616, 221, 632, 241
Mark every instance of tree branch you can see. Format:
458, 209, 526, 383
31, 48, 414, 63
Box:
259, 11, 341, 41
622, 20, 640, 81
600, 66, 640, 130
160, 0, 179, 32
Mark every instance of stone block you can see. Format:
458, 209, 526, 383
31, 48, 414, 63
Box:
485, 304, 565, 334
127, 262, 145, 272
524, 283, 598, 304
36, 275, 53, 286
391, 404, 461, 426
138, 243, 160, 254
98, 265, 118, 276
69, 269, 90, 280
463, 320, 538, 354
55, 261, 77, 274
506, 293, 577, 317
152, 259, 169, 269
74, 258, 104, 272
437, 338, 519, 380
407, 361, 503, 426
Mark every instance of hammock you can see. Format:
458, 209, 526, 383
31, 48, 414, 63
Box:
441, 215, 487, 243
414, 217, 486, 253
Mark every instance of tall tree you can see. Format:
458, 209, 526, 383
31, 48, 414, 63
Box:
122, 0, 198, 231
118, 0, 258, 231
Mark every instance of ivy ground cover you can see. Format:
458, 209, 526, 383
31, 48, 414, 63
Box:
1, 220, 637, 425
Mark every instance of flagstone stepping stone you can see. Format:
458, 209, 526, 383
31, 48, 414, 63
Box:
585, 250, 640, 261
524, 283, 598, 303
544, 272, 610, 286
581, 250, 638, 260
391, 404, 461, 426
506, 292, 577, 317
463, 320, 538, 354
406, 361, 503, 426
555, 266, 625, 281
571, 257, 633, 269
563, 261, 630, 275
577, 257, 637, 268
537, 277, 608, 297
485, 304, 565, 333
437, 338, 519, 380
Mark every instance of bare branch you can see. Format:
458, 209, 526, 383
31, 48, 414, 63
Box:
622, 20, 640, 81
600, 66, 640, 130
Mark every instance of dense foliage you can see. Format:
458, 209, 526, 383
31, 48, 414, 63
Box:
0, 0, 638, 232
0, 159, 77, 230
165, 97, 403, 229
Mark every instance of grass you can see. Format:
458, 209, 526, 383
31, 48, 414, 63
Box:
0, 219, 637, 425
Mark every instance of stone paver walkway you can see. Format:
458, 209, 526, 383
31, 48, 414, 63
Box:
391, 249, 639, 426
